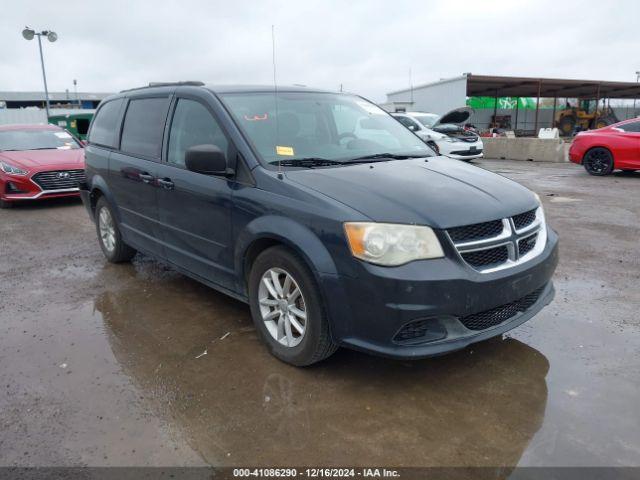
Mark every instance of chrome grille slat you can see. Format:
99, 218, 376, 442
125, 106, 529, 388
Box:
32, 169, 85, 191
446, 207, 546, 273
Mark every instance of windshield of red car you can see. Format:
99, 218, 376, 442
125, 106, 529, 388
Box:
0, 129, 81, 151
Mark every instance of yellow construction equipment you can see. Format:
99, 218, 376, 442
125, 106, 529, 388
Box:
555, 99, 618, 136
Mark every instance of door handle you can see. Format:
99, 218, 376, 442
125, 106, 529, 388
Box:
139, 173, 155, 184
157, 178, 174, 190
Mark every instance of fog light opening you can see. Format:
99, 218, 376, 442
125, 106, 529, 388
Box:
393, 318, 447, 345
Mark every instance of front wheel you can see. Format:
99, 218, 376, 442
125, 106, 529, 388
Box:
248, 246, 337, 366
0, 199, 13, 209
95, 197, 137, 263
583, 147, 614, 176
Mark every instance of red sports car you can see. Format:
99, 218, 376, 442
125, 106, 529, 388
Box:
569, 117, 640, 176
0, 124, 85, 208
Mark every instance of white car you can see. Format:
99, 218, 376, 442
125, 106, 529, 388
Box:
391, 108, 483, 161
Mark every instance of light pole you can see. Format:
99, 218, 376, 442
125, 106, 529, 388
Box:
22, 27, 58, 118
73, 79, 80, 108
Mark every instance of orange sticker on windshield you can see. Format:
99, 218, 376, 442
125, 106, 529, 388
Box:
276, 146, 294, 156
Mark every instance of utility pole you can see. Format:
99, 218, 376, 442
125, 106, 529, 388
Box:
73, 79, 80, 108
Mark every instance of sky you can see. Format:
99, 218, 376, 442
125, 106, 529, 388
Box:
1, 0, 639, 103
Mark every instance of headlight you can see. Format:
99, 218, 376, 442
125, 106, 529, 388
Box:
0, 161, 28, 176
344, 222, 444, 266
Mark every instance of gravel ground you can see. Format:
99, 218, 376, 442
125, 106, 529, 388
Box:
0, 159, 638, 468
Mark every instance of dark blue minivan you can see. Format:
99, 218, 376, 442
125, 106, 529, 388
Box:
80, 82, 558, 366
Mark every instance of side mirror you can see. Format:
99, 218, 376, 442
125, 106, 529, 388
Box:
185, 144, 230, 175
407, 125, 417, 131
80, 140, 88, 146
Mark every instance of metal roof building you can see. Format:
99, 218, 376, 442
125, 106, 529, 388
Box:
0, 91, 112, 109
384, 74, 640, 132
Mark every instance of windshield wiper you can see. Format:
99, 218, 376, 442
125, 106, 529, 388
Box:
269, 157, 343, 168
344, 153, 428, 163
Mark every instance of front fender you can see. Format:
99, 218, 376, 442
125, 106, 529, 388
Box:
234, 215, 354, 341
234, 215, 339, 283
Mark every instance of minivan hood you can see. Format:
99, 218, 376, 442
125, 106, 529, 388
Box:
436, 106, 474, 126
285, 157, 537, 228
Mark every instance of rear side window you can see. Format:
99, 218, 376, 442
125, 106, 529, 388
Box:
120, 97, 170, 158
619, 121, 640, 133
88, 99, 124, 147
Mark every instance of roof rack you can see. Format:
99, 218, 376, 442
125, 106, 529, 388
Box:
119, 81, 204, 93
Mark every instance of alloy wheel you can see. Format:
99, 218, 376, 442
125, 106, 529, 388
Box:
584, 148, 612, 175
258, 268, 307, 347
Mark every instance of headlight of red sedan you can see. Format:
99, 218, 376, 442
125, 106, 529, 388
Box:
0, 161, 29, 176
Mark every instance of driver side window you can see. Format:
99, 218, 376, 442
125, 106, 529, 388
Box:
167, 99, 229, 167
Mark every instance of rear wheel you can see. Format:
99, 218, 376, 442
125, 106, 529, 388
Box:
583, 147, 614, 176
0, 199, 13, 209
248, 246, 337, 366
95, 197, 136, 263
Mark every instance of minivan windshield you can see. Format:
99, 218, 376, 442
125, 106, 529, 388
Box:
219, 92, 434, 166
0, 128, 81, 151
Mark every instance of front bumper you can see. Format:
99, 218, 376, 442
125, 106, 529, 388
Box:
568, 145, 583, 164
0, 172, 80, 202
322, 228, 558, 359
436, 139, 484, 160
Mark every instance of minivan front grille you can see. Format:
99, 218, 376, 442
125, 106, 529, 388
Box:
461, 245, 509, 268
446, 207, 545, 273
518, 233, 538, 256
459, 286, 545, 331
513, 209, 537, 230
32, 169, 85, 191
447, 220, 503, 243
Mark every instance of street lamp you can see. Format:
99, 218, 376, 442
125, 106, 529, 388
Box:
22, 27, 58, 118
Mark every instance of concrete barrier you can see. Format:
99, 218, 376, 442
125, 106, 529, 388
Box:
481, 137, 569, 162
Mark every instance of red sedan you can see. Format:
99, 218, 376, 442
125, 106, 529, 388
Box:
569, 118, 640, 176
0, 124, 85, 208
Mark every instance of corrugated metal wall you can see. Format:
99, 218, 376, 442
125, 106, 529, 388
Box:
0, 109, 47, 125
386, 76, 468, 115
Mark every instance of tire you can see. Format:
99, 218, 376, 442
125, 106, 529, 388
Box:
0, 199, 13, 209
583, 147, 614, 176
558, 116, 576, 136
248, 246, 338, 366
95, 197, 136, 263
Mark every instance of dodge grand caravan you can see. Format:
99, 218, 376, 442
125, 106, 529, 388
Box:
80, 82, 558, 366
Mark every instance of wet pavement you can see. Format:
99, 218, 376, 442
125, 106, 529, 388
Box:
0, 160, 639, 468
